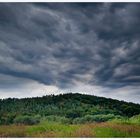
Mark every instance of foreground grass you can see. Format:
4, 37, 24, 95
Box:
0, 125, 28, 137
0, 121, 140, 137
94, 122, 140, 137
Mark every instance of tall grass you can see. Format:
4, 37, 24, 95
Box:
94, 122, 140, 137
27, 120, 80, 137
0, 120, 140, 137
0, 125, 27, 137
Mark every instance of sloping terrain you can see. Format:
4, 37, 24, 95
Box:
0, 93, 140, 125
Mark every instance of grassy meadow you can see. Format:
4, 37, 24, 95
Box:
0, 119, 140, 138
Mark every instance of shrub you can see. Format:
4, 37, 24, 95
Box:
73, 114, 119, 124
14, 115, 40, 125
65, 110, 82, 119
91, 114, 117, 122
0, 114, 16, 125
45, 115, 71, 124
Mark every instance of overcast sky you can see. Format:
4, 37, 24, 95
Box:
0, 3, 140, 103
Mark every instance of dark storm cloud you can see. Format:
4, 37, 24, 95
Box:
0, 3, 140, 93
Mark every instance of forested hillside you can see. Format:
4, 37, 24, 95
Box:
0, 93, 140, 125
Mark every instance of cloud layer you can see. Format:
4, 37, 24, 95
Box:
0, 3, 140, 103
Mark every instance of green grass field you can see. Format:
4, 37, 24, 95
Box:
0, 120, 140, 137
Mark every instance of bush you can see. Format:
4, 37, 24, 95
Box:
14, 115, 40, 125
45, 115, 71, 124
0, 114, 16, 125
65, 110, 82, 119
95, 114, 116, 122
73, 114, 119, 124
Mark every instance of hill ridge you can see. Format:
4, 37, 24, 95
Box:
0, 93, 140, 125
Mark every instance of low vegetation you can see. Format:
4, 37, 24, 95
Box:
0, 120, 140, 137
14, 115, 40, 125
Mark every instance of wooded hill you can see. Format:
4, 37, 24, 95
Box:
0, 93, 140, 125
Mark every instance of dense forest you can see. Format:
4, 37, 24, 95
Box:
0, 93, 140, 125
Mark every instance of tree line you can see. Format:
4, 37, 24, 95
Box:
0, 93, 140, 125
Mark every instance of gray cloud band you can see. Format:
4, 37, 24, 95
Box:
0, 3, 140, 102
